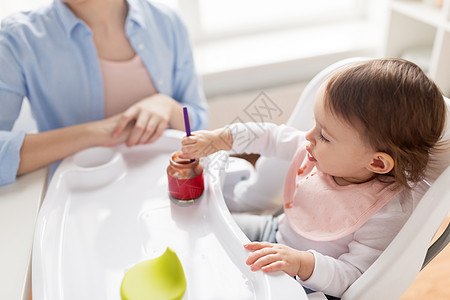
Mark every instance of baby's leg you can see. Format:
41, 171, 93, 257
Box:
232, 214, 278, 243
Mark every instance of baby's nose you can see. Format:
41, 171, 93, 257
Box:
305, 129, 315, 144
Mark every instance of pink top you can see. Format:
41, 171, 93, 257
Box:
99, 55, 157, 117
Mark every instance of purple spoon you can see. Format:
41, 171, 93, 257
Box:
183, 107, 195, 162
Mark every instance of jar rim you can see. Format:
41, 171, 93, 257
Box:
169, 151, 199, 169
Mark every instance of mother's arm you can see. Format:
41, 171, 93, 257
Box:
16, 115, 132, 176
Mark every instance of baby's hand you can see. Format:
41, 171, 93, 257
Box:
180, 128, 232, 159
244, 242, 314, 279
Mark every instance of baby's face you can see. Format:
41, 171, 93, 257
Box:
305, 82, 376, 185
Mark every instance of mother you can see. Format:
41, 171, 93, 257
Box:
0, 0, 209, 185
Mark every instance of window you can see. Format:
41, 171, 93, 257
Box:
2, 1, 365, 45
176, 0, 364, 43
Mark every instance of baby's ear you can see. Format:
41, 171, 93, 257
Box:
366, 152, 394, 174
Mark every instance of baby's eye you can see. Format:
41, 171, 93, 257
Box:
319, 132, 329, 143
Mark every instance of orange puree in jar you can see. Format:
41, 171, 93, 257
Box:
167, 152, 203, 179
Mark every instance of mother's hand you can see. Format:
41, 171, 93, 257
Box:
94, 114, 134, 147
112, 94, 180, 146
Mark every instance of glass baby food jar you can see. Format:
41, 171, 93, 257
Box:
167, 151, 204, 200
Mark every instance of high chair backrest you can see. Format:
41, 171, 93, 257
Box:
231, 57, 450, 299
342, 166, 450, 300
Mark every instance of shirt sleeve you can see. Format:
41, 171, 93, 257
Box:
227, 122, 306, 161
0, 90, 25, 186
169, 11, 209, 131
0, 22, 27, 97
0, 130, 26, 185
297, 192, 412, 297
0, 25, 28, 185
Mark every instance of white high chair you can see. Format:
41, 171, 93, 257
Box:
223, 57, 450, 300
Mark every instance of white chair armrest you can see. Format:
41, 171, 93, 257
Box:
222, 156, 255, 188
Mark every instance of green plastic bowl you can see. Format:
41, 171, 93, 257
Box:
121, 247, 186, 300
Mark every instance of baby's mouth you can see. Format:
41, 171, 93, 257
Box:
307, 152, 316, 162
305, 144, 316, 162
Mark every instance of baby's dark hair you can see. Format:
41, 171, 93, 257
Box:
325, 58, 447, 188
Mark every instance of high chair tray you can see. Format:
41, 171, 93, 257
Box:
32, 130, 305, 300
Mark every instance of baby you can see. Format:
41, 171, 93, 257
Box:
180, 58, 447, 297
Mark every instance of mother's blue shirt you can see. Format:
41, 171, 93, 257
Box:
0, 0, 209, 185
